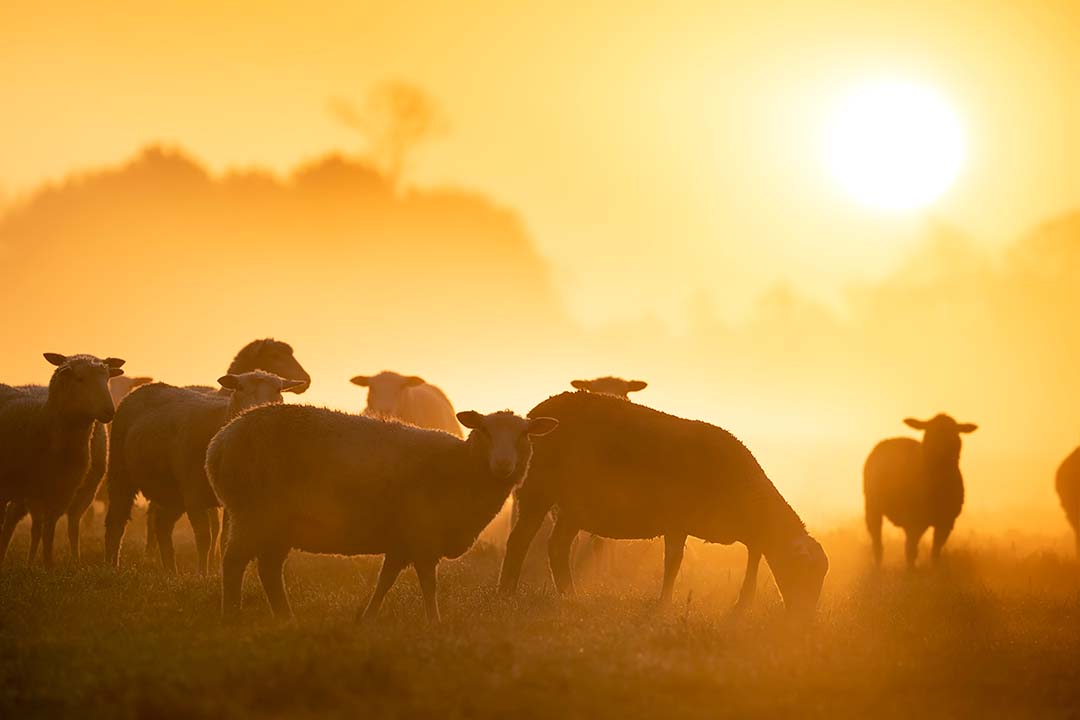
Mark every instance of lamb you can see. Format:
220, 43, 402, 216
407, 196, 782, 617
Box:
142, 338, 311, 557
105, 371, 306, 574
0, 353, 125, 568
863, 414, 977, 568
109, 375, 154, 408
350, 371, 462, 437
570, 377, 648, 398
500, 391, 829, 617
205, 406, 557, 622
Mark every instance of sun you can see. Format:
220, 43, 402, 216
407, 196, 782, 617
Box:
825, 80, 965, 212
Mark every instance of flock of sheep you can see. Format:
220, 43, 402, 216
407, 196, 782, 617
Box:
1, 338, 1079, 623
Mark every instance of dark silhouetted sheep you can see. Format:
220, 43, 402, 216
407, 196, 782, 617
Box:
864, 414, 977, 568
0, 353, 124, 568
206, 406, 557, 622
1055, 447, 1080, 556
76, 375, 155, 533
142, 339, 310, 558
350, 371, 462, 437
105, 372, 305, 573
500, 392, 828, 617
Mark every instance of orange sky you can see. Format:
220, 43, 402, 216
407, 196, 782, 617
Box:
4, 1, 1080, 323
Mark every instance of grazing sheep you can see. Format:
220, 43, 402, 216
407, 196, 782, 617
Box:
500, 392, 829, 617
1055, 447, 1080, 556
206, 406, 557, 622
570, 377, 647, 399
0, 353, 124, 568
863, 414, 977, 568
105, 372, 305, 574
142, 338, 310, 558
350, 371, 462, 437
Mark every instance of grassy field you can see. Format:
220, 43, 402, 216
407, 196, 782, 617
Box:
2, 510, 1079, 719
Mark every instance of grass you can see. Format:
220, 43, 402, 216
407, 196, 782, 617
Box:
2, 511, 1080, 719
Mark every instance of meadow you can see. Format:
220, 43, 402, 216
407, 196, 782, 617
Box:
2, 510, 1079, 719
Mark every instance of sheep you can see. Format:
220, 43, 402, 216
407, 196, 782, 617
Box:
350, 371, 462, 437
1054, 447, 1080, 556
142, 338, 310, 558
205, 406, 558, 622
76, 375, 155, 533
570, 377, 648, 399
499, 391, 829, 617
0, 353, 125, 568
109, 375, 154, 408
863, 414, 977, 568
104, 371, 306, 574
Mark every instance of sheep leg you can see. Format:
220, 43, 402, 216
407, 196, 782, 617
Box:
414, 559, 441, 623
188, 506, 213, 576
660, 533, 687, 604
0, 501, 28, 566
221, 528, 256, 620
548, 515, 579, 596
358, 554, 407, 623
28, 513, 42, 564
104, 483, 137, 568
40, 513, 60, 569
930, 524, 953, 563
499, 501, 550, 594
66, 511, 82, 564
904, 527, 926, 569
865, 506, 884, 567
208, 508, 222, 567
735, 545, 762, 610
154, 505, 183, 574
256, 546, 292, 619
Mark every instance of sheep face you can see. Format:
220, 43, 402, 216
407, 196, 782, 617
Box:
248, 339, 311, 393
457, 410, 559, 481
44, 353, 125, 423
351, 371, 425, 419
904, 414, 977, 465
768, 534, 829, 619
218, 371, 306, 414
570, 376, 647, 399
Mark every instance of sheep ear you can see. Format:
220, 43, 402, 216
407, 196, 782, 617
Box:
108, 367, 125, 378
132, 377, 153, 388
350, 376, 371, 387
218, 375, 240, 390
957, 423, 978, 434
105, 357, 126, 368
404, 376, 425, 387
626, 380, 648, 393
903, 418, 928, 430
457, 411, 485, 430
44, 353, 67, 367
280, 378, 307, 394
527, 417, 559, 436
570, 380, 590, 391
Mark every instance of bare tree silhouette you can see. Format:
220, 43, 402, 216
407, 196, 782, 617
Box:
329, 82, 448, 190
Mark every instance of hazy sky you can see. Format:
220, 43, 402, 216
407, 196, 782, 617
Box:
4, 0, 1080, 322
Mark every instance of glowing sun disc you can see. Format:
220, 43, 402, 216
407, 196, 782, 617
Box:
825, 81, 965, 211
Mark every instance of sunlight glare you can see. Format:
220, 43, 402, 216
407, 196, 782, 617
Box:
825, 80, 965, 212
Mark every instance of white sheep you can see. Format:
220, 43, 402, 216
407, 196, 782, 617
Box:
350, 371, 462, 437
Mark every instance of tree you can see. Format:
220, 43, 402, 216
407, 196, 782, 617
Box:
329, 82, 448, 190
